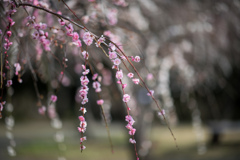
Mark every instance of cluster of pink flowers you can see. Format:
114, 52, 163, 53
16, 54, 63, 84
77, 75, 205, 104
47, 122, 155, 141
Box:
3, 6, 16, 51
83, 31, 94, 46
78, 59, 92, 150
28, 17, 51, 51
92, 81, 101, 93
78, 116, 87, 133
14, 63, 21, 76
125, 115, 136, 143
107, 8, 118, 26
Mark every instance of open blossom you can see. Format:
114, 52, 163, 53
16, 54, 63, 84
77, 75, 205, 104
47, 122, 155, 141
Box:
113, 58, 121, 66
78, 116, 85, 122
127, 73, 134, 78
82, 97, 89, 105
125, 115, 135, 125
134, 56, 140, 62
80, 136, 87, 142
80, 121, 87, 129
80, 107, 87, 114
132, 78, 140, 84
126, 123, 133, 130
51, 95, 57, 102
109, 51, 117, 59
78, 127, 86, 133
123, 94, 130, 103
129, 128, 136, 135
116, 70, 123, 80
80, 76, 89, 86
72, 32, 79, 41
93, 81, 101, 89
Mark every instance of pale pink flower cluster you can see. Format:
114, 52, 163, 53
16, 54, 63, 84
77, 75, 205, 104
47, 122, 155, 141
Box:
107, 8, 118, 26
80, 76, 89, 105
83, 31, 94, 46
127, 72, 140, 85
125, 115, 136, 143
3, 7, 16, 51
93, 81, 101, 92
30, 19, 51, 51
78, 116, 87, 133
14, 63, 21, 76
78, 115, 87, 150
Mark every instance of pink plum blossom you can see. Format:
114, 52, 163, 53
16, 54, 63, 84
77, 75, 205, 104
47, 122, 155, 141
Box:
134, 56, 141, 62
113, 58, 121, 66
109, 51, 117, 59
78, 116, 85, 122
83, 31, 94, 46
127, 73, 134, 78
132, 78, 140, 85
116, 70, 123, 80
123, 94, 130, 102
51, 95, 57, 102
80, 107, 87, 114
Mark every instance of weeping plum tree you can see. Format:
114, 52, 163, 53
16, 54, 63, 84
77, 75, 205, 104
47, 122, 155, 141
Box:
0, 0, 177, 160
1, 0, 240, 160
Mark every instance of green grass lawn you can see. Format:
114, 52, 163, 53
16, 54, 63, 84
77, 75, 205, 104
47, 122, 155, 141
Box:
1, 120, 240, 160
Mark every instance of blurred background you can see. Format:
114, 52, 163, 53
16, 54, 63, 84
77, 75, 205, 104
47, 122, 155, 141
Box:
1, 0, 240, 160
